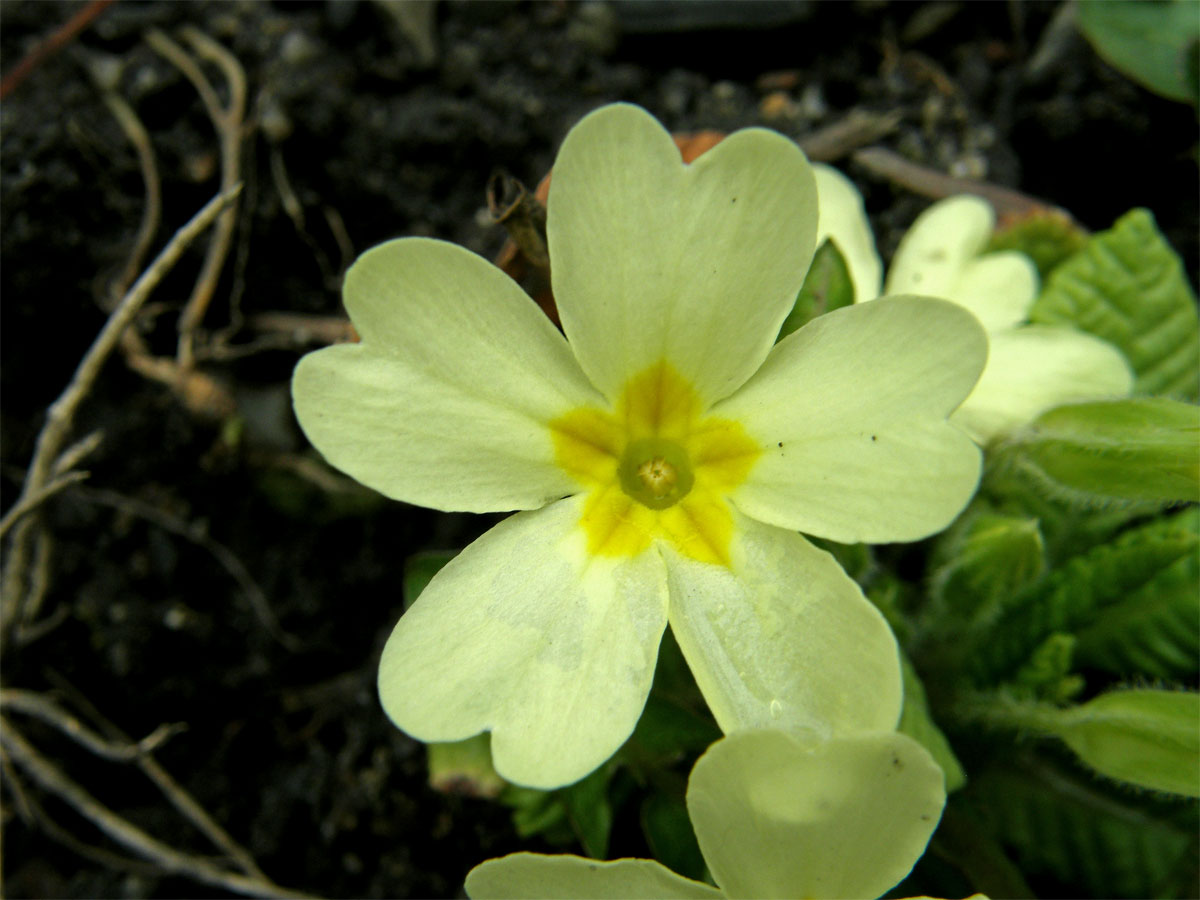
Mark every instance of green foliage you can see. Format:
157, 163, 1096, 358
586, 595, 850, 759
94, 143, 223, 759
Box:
967, 508, 1200, 684
898, 656, 967, 792
1046, 690, 1200, 797
1029, 209, 1200, 399
641, 790, 708, 884
1011, 633, 1084, 703
1076, 0, 1200, 104
1071, 543, 1200, 678
403, 549, 457, 609
986, 210, 1089, 281
777, 238, 855, 339
999, 398, 1200, 505
563, 766, 616, 858
964, 757, 1199, 898
928, 507, 1046, 629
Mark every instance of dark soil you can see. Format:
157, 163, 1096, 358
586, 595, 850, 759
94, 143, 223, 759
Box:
1, 1, 1196, 897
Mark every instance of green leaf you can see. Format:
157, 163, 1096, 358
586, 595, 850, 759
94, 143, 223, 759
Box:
898, 656, 967, 792
808, 535, 874, 585
928, 509, 1046, 629
502, 786, 573, 843
627, 695, 721, 762
965, 755, 1199, 898
641, 790, 708, 885
1049, 690, 1200, 797
1011, 633, 1084, 703
1029, 208, 1200, 399
1001, 398, 1200, 504
403, 549, 457, 609
987, 209, 1089, 281
968, 508, 1200, 683
1076, 0, 1200, 104
1072, 524, 1200, 678
777, 238, 855, 340
563, 765, 615, 859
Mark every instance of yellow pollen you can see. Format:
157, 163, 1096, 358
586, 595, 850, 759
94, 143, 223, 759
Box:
637, 456, 677, 497
548, 360, 762, 566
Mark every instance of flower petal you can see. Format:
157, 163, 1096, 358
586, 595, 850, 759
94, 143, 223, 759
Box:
884, 196, 1037, 332
465, 853, 722, 900
378, 496, 668, 789
714, 296, 986, 543
548, 103, 818, 406
813, 163, 883, 302
687, 730, 946, 900
953, 325, 1136, 443
293, 238, 602, 512
664, 513, 902, 741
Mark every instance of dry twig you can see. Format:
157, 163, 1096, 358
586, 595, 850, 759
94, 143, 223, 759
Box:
0, 720, 315, 899
95, 87, 163, 302
43, 671, 271, 883
0, 471, 90, 541
0, 0, 116, 100
144, 28, 246, 369
1, 186, 242, 648
851, 145, 1077, 225
1, 690, 184, 763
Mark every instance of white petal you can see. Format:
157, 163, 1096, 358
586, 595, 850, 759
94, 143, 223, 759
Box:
813, 163, 883, 302
548, 103, 818, 406
715, 296, 986, 543
293, 238, 601, 512
953, 325, 1136, 443
687, 730, 946, 900
466, 854, 722, 900
885, 196, 1037, 332
665, 513, 902, 741
378, 497, 668, 789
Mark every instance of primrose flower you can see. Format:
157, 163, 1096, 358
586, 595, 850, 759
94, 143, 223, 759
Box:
292, 104, 987, 788
465, 729, 955, 900
813, 166, 1134, 443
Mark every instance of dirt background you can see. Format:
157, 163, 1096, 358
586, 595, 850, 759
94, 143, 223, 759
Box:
1, 1, 1197, 897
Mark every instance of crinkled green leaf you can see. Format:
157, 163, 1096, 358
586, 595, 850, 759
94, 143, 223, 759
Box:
1073, 520, 1200, 678
1011, 633, 1084, 703
1029, 209, 1200, 399
1077, 0, 1200, 104
966, 756, 1199, 898
1049, 690, 1200, 797
465, 853, 721, 900
928, 509, 1046, 629
777, 238, 855, 340
1001, 398, 1200, 504
898, 656, 967, 792
641, 790, 708, 885
986, 210, 1089, 281
968, 508, 1200, 683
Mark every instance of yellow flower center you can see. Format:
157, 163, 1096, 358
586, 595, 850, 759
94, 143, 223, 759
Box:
549, 361, 760, 566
